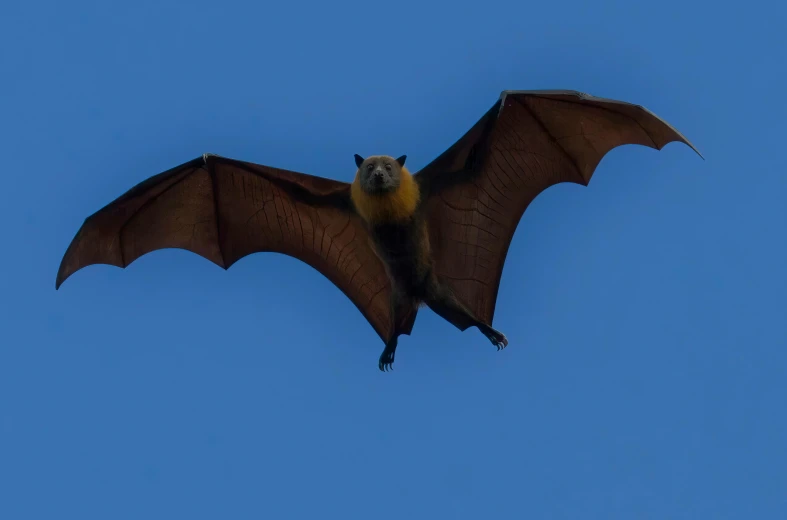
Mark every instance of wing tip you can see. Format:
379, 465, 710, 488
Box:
676, 132, 704, 160
651, 115, 704, 160
54, 153, 231, 291
689, 143, 705, 160
499, 89, 705, 160
630, 104, 703, 160
54, 261, 81, 291
54, 263, 80, 290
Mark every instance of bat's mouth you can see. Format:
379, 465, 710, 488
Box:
364, 172, 393, 194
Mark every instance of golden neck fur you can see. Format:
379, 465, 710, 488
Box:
350, 166, 420, 224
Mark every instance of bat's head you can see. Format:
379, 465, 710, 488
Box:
354, 154, 407, 195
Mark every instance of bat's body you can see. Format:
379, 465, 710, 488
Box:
56, 90, 701, 371
350, 154, 508, 368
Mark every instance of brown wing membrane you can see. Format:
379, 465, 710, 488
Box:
56, 154, 394, 341
415, 90, 702, 326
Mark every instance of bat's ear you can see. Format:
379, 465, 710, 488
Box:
354, 154, 365, 168
396, 155, 407, 167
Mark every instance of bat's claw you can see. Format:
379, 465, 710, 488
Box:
378, 351, 395, 372
378, 341, 397, 372
480, 325, 508, 351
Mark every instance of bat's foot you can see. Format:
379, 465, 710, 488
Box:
378, 338, 398, 372
479, 324, 508, 351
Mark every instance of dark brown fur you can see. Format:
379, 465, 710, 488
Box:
362, 200, 507, 371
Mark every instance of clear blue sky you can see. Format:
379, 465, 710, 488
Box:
1, 0, 785, 518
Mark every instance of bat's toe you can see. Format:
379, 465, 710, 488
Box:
378, 338, 399, 372
481, 325, 509, 351
378, 348, 396, 372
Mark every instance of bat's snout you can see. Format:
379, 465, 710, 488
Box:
372, 170, 386, 184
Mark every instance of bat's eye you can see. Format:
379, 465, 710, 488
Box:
385, 164, 392, 171
367, 164, 374, 171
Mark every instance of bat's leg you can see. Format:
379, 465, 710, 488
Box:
425, 278, 509, 350
379, 288, 418, 372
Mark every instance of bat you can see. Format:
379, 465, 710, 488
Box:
56, 90, 702, 371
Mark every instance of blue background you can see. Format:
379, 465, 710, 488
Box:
2, 0, 785, 518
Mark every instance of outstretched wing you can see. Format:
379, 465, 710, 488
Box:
415, 90, 702, 326
56, 154, 394, 341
